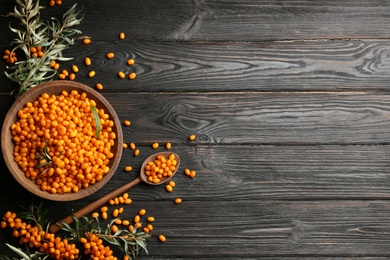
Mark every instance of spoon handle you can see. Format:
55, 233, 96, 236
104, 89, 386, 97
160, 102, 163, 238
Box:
49, 176, 142, 233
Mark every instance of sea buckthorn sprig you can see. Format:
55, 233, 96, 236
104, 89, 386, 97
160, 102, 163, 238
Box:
10, 90, 116, 194
0, 205, 80, 259
1, 202, 152, 260
4, 0, 83, 97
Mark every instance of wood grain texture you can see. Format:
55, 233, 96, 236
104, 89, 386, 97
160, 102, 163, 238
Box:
105, 92, 390, 145
7, 0, 389, 42
3, 40, 390, 93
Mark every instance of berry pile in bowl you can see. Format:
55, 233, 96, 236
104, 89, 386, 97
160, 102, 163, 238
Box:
1, 80, 123, 201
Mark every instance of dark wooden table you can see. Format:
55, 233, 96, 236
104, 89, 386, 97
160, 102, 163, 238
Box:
1, 0, 390, 258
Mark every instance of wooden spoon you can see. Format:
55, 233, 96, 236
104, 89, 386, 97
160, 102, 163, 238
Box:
49, 152, 180, 233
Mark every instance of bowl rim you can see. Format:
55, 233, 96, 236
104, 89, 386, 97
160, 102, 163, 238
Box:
1, 80, 123, 201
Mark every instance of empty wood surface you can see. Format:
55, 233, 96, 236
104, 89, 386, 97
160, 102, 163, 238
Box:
1, 0, 390, 258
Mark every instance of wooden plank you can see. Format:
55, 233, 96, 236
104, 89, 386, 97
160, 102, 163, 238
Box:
2, 92, 390, 145
2, 1, 390, 43
3, 40, 390, 93
14, 0, 390, 42
106, 92, 390, 145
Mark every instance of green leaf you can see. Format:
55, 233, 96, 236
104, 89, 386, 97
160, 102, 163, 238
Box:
90, 105, 101, 139
5, 243, 30, 259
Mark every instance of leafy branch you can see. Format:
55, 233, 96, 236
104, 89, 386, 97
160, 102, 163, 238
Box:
4, 0, 83, 97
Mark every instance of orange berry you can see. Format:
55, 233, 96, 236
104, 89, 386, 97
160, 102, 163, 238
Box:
174, 198, 182, 204
123, 120, 131, 126
106, 52, 115, 59
134, 149, 140, 156
189, 134, 196, 141
85, 57, 91, 66
165, 142, 172, 149
96, 83, 103, 90
88, 70, 96, 78
124, 166, 132, 172
138, 209, 146, 216
71, 64, 79, 73
128, 72, 136, 80
118, 71, 125, 79
190, 170, 196, 178
83, 38, 91, 45
152, 142, 159, 149
127, 59, 135, 65
159, 235, 166, 242
119, 32, 125, 40
165, 184, 173, 192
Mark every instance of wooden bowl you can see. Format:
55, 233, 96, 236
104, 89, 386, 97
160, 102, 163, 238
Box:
1, 81, 123, 201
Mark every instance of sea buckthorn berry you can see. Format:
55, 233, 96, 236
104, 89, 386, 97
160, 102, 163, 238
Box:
124, 166, 132, 172
122, 220, 130, 226
184, 168, 191, 176
91, 212, 99, 218
147, 224, 153, 231
69, 73, 76, 81
58, 73, 66, 79
147, 216, 155, 222
119, 32, 125, 40
61, 69, 69, 76
53, 63, 60, 70
128, 225, 134, 233
115, 219, 122, 225
111, 225, 118, 233
152, 142, 159, 149
127, 59, 135, 65
83, 38, 91, 45
134, 149, 140, 156
130, 142, 136, 150
169, 181, 175, 187
143, 227, 150, 233
88, 70, 96, 78
189, 134, 196, 141
165, 142, 171, 150
123, 120, 131, 126
96, 83, 103, 90
71, 64, 79, 73
1, 221, 6, 229
135, 222, 142, 228
124, 198, 132, 204
174, 198, 182, 204
85, 57, 91, 66
100, 206, 108, 213
106, 52, 115, 59
118, 71, 125, 79
134, 215, 140, 223
49, 0, 55, 6
166, 184, 173, 192
159, 235, 166, 242
190, 170, 196, 178
102, 212, 108, 220
123, 143, 128, 149
138, 209, 146, 216
112, 209, 119, 217
128, 72, 136, 80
